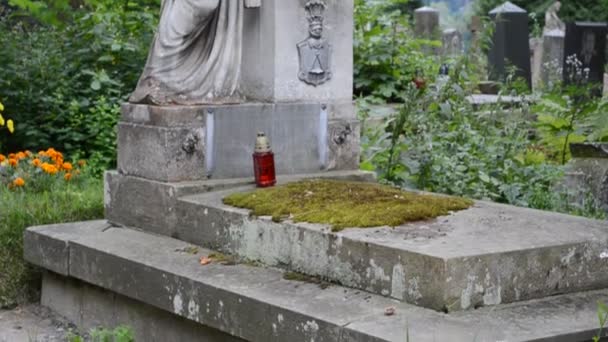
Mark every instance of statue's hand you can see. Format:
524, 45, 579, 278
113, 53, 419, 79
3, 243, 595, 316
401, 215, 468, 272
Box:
244, 0, 261, 8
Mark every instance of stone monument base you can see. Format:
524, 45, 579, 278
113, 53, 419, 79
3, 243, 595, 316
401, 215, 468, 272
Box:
118, 102, 359, 182
563, 143, 608, 214
26, 213, 608, 341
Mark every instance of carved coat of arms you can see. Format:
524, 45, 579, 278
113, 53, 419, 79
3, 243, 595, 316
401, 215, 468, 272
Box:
298, 0, 332, 86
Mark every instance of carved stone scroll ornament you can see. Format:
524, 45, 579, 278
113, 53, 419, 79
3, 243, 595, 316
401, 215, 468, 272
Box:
297, 0, 332, 86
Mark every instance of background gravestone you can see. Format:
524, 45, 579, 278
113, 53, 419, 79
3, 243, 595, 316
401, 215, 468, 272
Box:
414, 6, 439, 39
563, 22, 607, 85
541, 29, 565, 87
442, 28, 463, 56
415, 6, 439, 53
488, 2, 532, 89
530, 37, 543, 90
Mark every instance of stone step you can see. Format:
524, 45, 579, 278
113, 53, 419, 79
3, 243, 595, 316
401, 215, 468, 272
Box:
175, 187, 608, 311
24, 220, 608, 342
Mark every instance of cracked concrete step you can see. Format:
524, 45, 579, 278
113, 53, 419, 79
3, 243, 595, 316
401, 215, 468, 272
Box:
176, 188, 608, 312
24, 221, 608, 342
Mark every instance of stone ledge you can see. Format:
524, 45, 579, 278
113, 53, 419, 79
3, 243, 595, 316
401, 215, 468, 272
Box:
41, 272, 245, 342
24, 221, 608, 341
105, 170, 376, 233
177, 189, 608, 311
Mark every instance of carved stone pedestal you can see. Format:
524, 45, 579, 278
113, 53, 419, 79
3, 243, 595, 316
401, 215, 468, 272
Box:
118, 102, 359, 182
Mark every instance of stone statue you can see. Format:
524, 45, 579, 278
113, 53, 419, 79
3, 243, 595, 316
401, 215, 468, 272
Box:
130, 0, 261, 106
544, 1, 565, 33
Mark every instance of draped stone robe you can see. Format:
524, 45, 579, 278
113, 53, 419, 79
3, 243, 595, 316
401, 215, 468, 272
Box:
130, 0, 248, 105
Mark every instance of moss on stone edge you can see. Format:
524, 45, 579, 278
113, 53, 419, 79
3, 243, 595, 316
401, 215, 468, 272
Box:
222, 179, 473, 232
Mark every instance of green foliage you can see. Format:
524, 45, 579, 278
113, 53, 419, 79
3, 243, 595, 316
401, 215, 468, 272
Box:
360, 53, 606, 218
475, 0, 608, 29
354, 0, 441, 101
0, 176, 103, 308
0, 1, 158, 171
594, 301, 608, 342
7, 0, 72, 26
67, 325, 135, 342
533, 82, 608, 164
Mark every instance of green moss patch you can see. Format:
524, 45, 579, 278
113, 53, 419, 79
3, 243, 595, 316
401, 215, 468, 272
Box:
222, 179, 473, 232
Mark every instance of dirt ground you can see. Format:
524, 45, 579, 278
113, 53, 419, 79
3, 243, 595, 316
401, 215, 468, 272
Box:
0, 304, 76, 342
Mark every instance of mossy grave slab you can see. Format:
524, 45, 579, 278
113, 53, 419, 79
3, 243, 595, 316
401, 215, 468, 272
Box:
177, 181, 608, 312
222, 179, 473, 231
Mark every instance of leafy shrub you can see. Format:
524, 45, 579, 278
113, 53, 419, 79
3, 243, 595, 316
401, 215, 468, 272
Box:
354, 0, 441, 101
474, 0, 608, 29
533, 57, 608, 164
0, 2, 158, 171
360, 57, 606, 218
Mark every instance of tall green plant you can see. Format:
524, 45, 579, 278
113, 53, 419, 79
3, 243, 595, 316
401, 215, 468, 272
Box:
533, 61, 608, 164
0, 2, 158, 170
354, 0, 440, 102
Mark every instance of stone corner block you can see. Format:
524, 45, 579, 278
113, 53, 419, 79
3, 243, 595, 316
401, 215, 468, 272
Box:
117, 122, 206, 182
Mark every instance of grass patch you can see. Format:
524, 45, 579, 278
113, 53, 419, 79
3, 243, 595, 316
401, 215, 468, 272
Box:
0, 177, 104, 308
223, 179, 473, 231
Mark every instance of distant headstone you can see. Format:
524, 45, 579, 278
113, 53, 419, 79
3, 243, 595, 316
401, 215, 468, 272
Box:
540, 29, 565, 87
488, 2, 532, 89
563, 22, 608, 85
467, 16, 483, 53
530, 37, 543, 90
415, 6, 439, 40
604, 73, 608, 97
563, 143, 608, 214
442, 28, 463, 56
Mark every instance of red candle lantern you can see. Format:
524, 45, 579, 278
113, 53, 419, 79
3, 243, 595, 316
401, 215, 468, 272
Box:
253, 132, 276, 187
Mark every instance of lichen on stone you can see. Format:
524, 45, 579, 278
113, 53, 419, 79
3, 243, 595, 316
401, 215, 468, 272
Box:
223, 179, 473, 231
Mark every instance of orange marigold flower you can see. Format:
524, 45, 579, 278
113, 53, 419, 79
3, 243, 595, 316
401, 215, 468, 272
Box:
25, 150, 32, 157
32, 158, 42, 167
8, 158, 18, 167
41, 163, 59, 175
15, 152, 26, 160
38, 151, 47, 157
8, 153, 15, 159
62, 162, 73, 171
0, 154, 5, 162
64, 173, 72, 181
78, 160, 86, 167
13, 177, 25, 187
